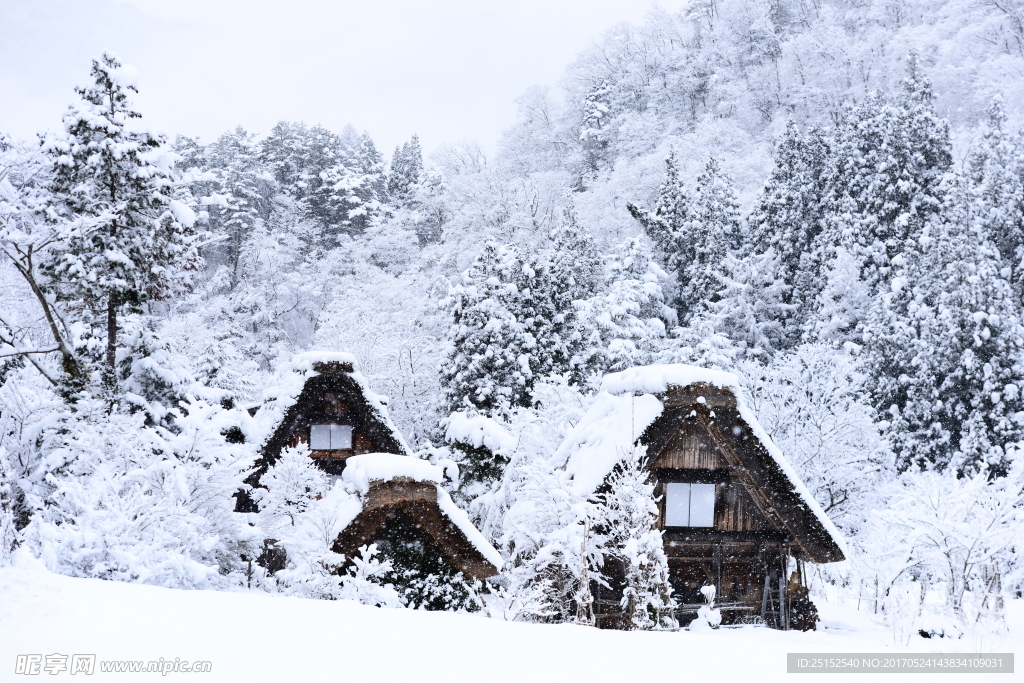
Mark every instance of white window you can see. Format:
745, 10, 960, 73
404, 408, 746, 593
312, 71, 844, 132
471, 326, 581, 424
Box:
688, 483, 716, 527
663, 482, 716, 527
309, 424, 353, 450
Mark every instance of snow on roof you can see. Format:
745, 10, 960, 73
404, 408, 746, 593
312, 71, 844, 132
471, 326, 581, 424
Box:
253, 351, 412, 455
437, 488, 504, 570
339, 453, 503, 570
342, 453, 444, 493
601, 364, 741, 396
556, 391, 665, 495
567, 363, 846, 557
445, 412, 518, 454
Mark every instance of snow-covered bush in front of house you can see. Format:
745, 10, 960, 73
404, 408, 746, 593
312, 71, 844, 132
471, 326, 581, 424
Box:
590, 445, 675, 630
22, 397, 258, 588
690, 585, 722, 631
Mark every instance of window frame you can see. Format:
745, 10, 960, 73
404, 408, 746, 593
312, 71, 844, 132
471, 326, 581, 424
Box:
661, 480, 718, 529
309, 423, 354, 451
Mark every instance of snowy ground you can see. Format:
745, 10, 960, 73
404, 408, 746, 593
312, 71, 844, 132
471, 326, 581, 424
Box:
1, 554, 1019, 683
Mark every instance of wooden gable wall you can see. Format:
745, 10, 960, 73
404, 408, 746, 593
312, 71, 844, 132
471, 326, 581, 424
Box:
649, 419, 774, 534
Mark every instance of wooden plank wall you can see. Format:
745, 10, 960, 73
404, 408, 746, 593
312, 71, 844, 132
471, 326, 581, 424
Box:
716, 480, 769, 532
650, 421, 726, 469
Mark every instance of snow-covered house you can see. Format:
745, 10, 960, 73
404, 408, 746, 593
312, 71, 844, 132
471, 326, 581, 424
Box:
557, 364, 846, 630
245, 352, 500, 582
333, 453, 502, 582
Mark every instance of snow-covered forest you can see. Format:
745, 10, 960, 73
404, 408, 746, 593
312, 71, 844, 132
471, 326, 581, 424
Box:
2, 0, 1023, 644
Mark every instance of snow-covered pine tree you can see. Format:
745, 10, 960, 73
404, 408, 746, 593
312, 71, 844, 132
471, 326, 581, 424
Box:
388, 135, 423, 206
811, 246, 873, 345
747, 121, 831, 336
578, 80, 615, 176
547, 205, 603, 305
439, 242, 533, 420
968, 96, 1024, 303
348, 131, 388, 232
823, 54, 952, 297
524, 212, 603, 386
201, 127, 273, 288
591, 445, 674, 630
680, 156, 742, 321
711, 248, 792, 358
253, 442, 327, 534
575, 237, 676, 375
259, 120, 309, 191
627, 150, 694, 303
864, 176, 1024, 475
512, 223, 601, 388
39, 52, 200, 393
297, 124, 358, 241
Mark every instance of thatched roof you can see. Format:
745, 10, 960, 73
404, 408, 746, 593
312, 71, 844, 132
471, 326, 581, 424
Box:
557, 364, 846, 564
329, 454, 502, 581
252, 352, 411, 470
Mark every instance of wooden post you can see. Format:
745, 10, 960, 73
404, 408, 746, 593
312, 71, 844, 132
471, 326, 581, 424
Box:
714, 543, 723, 603
761, 573, 771, 623
780, 544, 789, 630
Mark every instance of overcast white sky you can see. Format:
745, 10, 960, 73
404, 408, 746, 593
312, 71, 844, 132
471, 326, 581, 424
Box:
1, 0, 687, 155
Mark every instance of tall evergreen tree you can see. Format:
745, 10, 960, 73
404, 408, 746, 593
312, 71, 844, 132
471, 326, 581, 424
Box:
204, 127, 273, 287
864, 177, 1024, 475
576, 237, 676, 375
388, 135, 423, 205
968, 96, 1024, 302
627, 150, 694, 283
824, 54, 952, 296
40, 52, 199, 390
517, 212, 603, 386
679, 156, 742, 320
579, 80, 614, 175
747, 121, 831, 333
439, 242, 533, 419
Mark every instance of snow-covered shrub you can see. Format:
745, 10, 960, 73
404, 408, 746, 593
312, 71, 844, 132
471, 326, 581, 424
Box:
690, 585, 722, 631
253, 443, 326, 534
467, 379, 596, 622
24, 397, 257, 587
0, 367, 65, 565
590, 445, 675, 630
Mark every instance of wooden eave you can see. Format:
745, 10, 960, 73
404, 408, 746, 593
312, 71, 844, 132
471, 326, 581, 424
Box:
640, 382, 845, 564
332, 478, 500, 582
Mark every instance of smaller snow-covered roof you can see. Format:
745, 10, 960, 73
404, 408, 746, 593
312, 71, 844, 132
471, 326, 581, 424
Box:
559, 363, 846, 563
342, 452, 444, 492
333, 454, 503, 576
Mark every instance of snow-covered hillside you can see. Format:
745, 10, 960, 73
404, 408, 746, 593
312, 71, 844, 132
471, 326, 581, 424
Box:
1, 553, 1018, 683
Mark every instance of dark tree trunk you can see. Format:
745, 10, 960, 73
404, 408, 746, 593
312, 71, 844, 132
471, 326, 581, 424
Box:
106, 295, 117, 370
